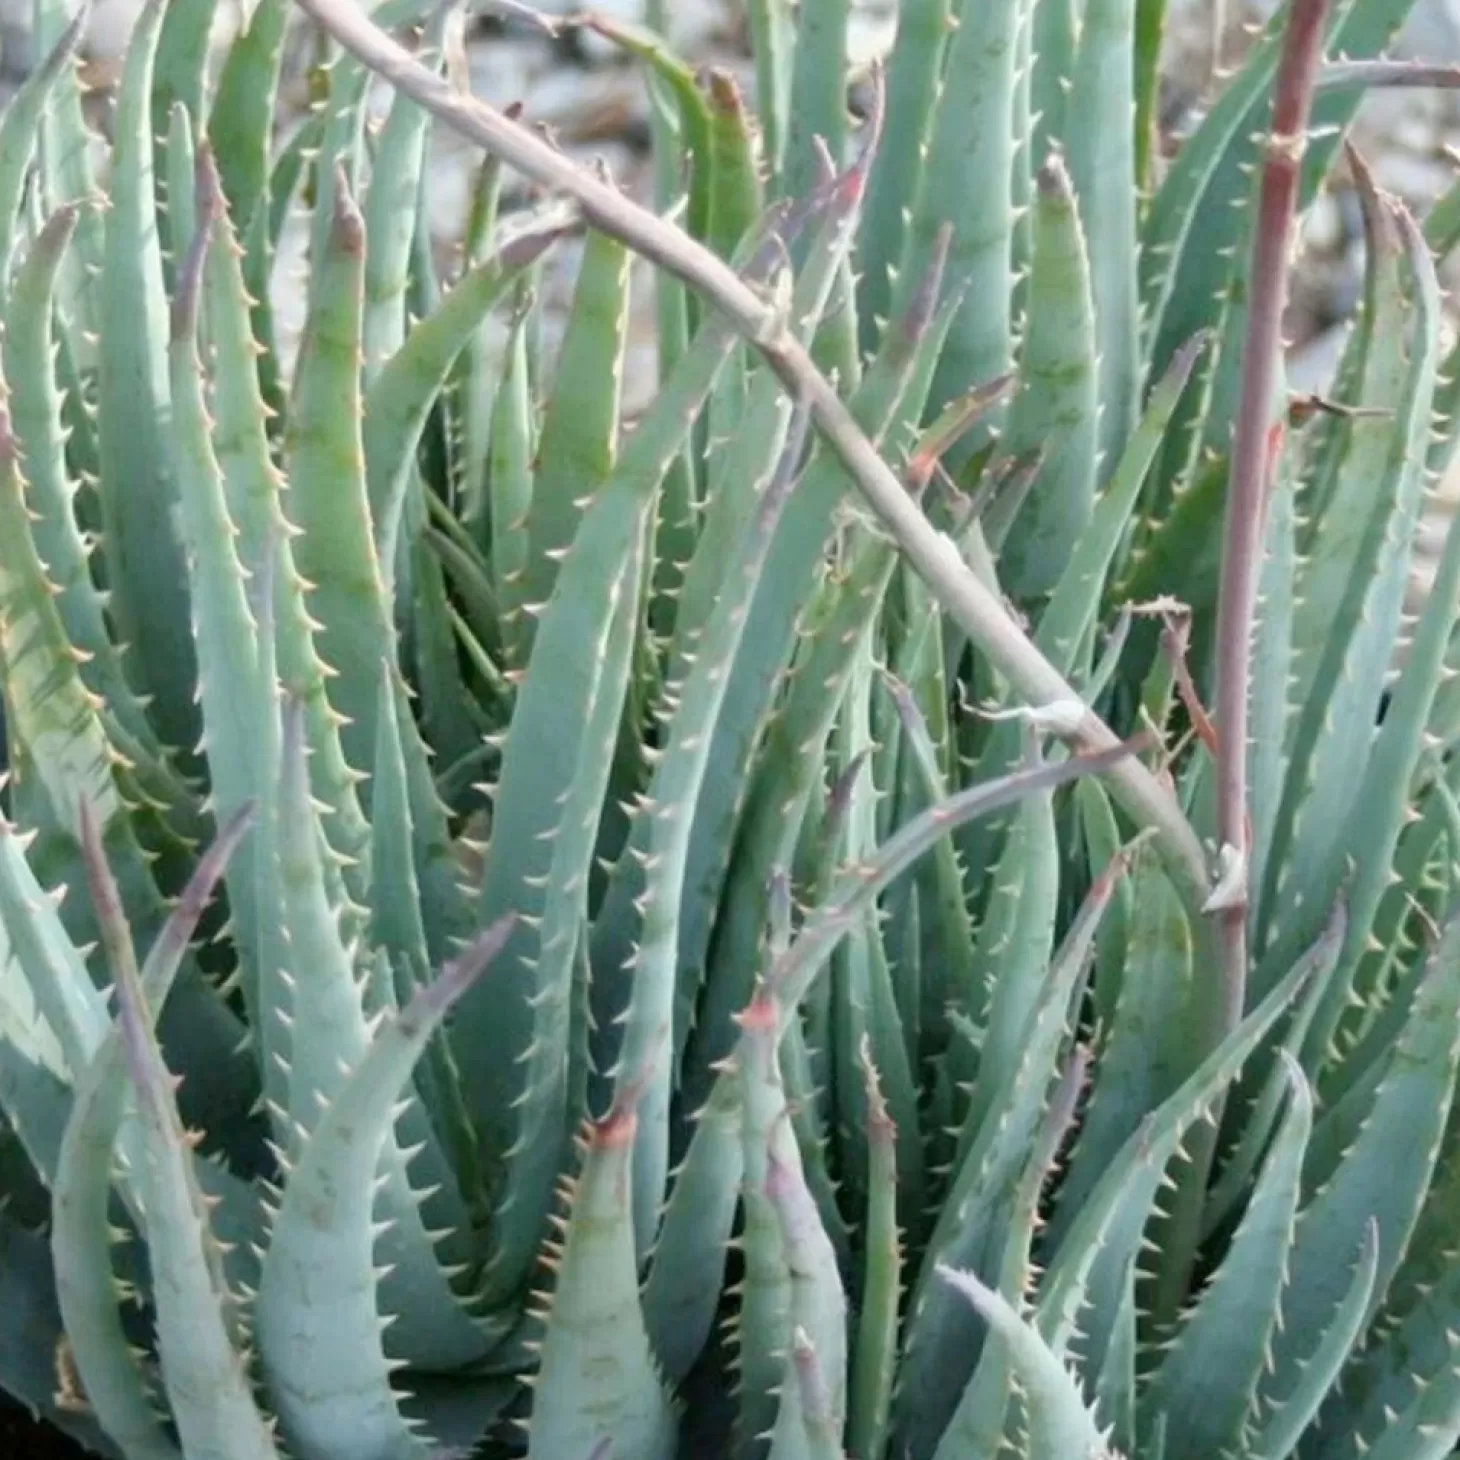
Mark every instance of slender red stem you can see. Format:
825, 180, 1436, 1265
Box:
1213, 0, 1332, 1030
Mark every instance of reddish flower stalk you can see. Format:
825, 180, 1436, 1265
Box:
1212, 0, 1332, 1031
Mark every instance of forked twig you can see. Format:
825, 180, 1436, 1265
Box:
287, 0, 1213, 911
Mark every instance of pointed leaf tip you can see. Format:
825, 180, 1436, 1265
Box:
331, 161, 366, 253
34, 200, 81, 257
1037, 149, 1074, 199
935, 1262, 998, 1319
171, 158, 220, 344
144, 802, 258, 983
408, 913, 516, 1029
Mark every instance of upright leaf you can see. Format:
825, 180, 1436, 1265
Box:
96, 0, 198, 751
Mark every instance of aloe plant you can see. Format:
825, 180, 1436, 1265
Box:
5, 0, 1460, 1457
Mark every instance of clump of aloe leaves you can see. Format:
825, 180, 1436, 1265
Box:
6, 0, 1460, 1456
